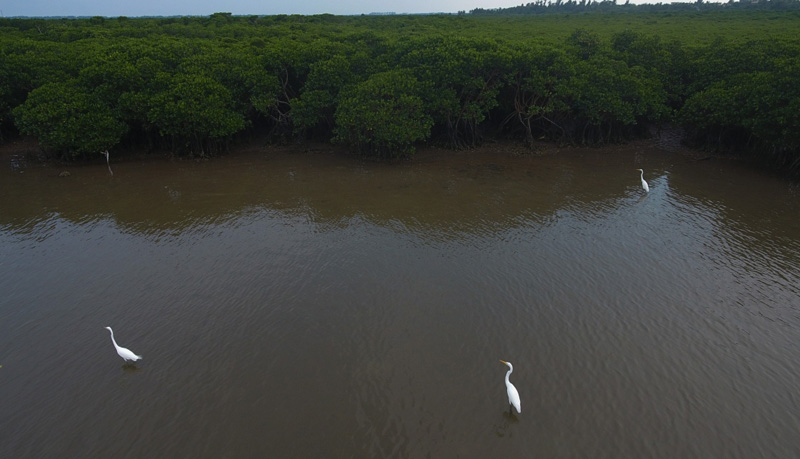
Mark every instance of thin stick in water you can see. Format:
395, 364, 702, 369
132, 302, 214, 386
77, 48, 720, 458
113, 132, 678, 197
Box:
101, 150, 113, 176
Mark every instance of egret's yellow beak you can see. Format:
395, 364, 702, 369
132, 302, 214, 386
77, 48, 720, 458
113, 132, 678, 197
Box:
499, 360, 507, 364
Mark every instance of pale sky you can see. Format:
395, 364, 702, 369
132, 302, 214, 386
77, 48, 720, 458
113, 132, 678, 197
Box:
1, 0, 698, 18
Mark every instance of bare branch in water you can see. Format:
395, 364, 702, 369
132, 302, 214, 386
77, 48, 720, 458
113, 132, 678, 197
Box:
101, 150, 113, 176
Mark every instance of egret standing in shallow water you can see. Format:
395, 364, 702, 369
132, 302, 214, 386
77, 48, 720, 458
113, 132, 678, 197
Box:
499, 360, 521, 415
636, 168, 649, 193
105, 327, 141, 363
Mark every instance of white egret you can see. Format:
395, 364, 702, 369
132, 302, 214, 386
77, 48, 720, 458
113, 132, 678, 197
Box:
636, 168, 649, 193
499, 360, 521, 414
105, 327, 141, 363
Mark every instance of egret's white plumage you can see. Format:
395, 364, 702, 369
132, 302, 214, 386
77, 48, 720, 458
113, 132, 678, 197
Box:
105, 326, 141, 362
499, 360, 521, 414
637, 168, 649, 193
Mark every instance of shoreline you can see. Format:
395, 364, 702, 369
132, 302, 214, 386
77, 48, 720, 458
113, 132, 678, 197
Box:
0, 130, 715, 172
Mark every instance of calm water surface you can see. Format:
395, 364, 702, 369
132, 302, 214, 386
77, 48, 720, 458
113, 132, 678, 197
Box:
1, 141, 800, 458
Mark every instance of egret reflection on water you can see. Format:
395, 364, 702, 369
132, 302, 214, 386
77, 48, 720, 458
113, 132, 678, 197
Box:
105, 326, 141, 363
499, 360, 521, 415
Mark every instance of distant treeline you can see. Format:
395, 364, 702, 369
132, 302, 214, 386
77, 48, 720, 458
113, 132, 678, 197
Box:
471, 0, 800, 15
0, 9, 798, 172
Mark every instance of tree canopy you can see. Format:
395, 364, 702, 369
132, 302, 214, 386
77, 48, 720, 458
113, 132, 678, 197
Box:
0, 6, 799, 171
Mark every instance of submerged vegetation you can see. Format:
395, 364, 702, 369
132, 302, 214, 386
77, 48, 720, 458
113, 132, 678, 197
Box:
1, 3, 799, 171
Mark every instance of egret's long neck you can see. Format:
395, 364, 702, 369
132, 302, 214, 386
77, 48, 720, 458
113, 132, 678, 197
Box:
505, 365, 513, 383
109, 330, 119, 348
640, 170, 644, 180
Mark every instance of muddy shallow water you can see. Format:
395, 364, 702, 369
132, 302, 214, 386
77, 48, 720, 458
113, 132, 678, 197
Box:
2, 139, 799, 458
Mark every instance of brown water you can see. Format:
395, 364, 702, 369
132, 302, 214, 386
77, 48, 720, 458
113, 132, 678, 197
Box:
2, 141, 800, 458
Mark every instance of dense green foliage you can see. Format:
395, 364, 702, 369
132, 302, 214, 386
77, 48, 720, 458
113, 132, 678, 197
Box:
334, 69, 433, 156
1, 4, 799, 170
13, 81, 126, 155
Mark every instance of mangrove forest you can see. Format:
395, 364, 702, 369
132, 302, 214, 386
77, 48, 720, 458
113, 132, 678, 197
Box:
1, 1, 799, 171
